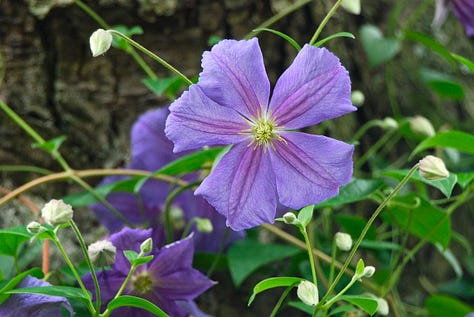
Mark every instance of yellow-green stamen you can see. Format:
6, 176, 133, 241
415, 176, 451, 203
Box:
245, 110, 285, 149
131, 270, 154, 294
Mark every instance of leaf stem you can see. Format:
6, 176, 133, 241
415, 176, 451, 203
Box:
309, 0, 344, 45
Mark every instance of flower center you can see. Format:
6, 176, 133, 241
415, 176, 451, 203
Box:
251, 118, 278, 146
131, 270, 154, 294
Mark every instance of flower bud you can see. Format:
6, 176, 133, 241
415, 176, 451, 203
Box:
335, 232, 352, 251
410, 116, 436, 137
195, 218, 213, 233
382, 117, 398, 130
140, 238, 153, 254
362, 266, 376, 278
27, 221, 42, 234
341, 0, 361, 15
88, 240, 116, 267
419, 155, 449, 181
297, 280, 319, 306
376, 297, 389, 315
169, 206, 185, 230
41, 199, 73, 226
351, 90, 365, 106
282, 212, 297, 224
89, 29, 113, 57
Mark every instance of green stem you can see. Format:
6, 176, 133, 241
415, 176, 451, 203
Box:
400, 0, 434, 32
321, 277, 358, 310
351, 120, 385, 143
73, 0, 108, 29
328, 240, 337, 287
53, 230, 96, 316
318, 164, 419, 307
0, 101, 46, 145
0, 165, 52, 175
300, 226, 318, 286
126, 47, 158, 80
108, 30, 193, 86
270, 285, 294, 317
355, 129, 396, 170
70, 221, 101, 313
244, 0, 312, 39
309, 0, 344, 45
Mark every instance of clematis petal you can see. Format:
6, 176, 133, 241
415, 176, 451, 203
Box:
196, 142, 277, 230
111, 227, 153, 273
269, 45, 355, 129
82, 270, 126, 303
198, 38, 270, 117
166, 85, 248, 152
270, 132, 353, 209
131, 107, 180, 171
451, 0, 474, 36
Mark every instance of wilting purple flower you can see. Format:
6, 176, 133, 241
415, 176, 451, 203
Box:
82, 227, 215, 317
433, 0, 474, 36
91, 108, 244, 252
0, 275, 73, 317
165, 38, 355, 230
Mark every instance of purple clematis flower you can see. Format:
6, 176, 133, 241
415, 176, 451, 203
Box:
82, 227, 215, 317
0, 275, 73, 317
91, 108, 244, 252
433, 0, 474, 36
165, 38, 355, 230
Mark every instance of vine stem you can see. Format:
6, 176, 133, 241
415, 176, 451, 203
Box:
0, 168, 187, 207
317, 164, 419, 307
309, 0, 344, 45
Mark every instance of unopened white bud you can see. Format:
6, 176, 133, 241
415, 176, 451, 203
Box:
410, 116, 436, 137
419, 155, 449, 181
335, 232, 352, 251
376, 297, 389, 315
89, 29, 113, 57
88, 240, 116, 267
196, 218, 213, 233
362, 266, 376, 278
140, 238, 153, 254
341, 0, 361, 15
382, 117, 398, 130
282, 212, 297, 224
41, 199, 73, 226
27, 221, 42, 234
351, 90, 365, 106
297, 280, 319, 306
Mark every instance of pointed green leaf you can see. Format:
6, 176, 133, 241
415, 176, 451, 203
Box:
420, 68, 465, 100
228, 239, 300, 287
248, 277, 304, 306
425, 294, 473, 317
157, 147, 224, 176
404, 31, 456, 66
107, 295, 169, 316
6, 286, 90, 305
314, 32, 355, 47
360, 24, 400, 67
297, 205, 314, 227
32, 136, 66, 153
451, 53, 474, 72
253, 28, 301, 51
411, 130, 474, 157
355, 259, 365, 276
316, 179, 383, 208
0, 226, 32, 256
0, 268, 43, 304
124, 250, 139, 263
457, 171, 474, 188
340, 295, 378, 315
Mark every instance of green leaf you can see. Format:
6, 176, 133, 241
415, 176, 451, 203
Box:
124, 250, 139, 263
335, 214, 377, 241
142, 77, 183, 96
420, 68, 465, 100
0, 268, 44, 304
403, 31, 457, 66
316, 178, 383, 207
359, 240, 401, 251
411, 130, 474, 157
355, 259, 365, 276
340, 295, 378, 315
314, 32, 355, 47
227, 238, 301, 287
157, 147, 223, 176
384, 193, 451, 248
133, 255, 154, 266
111, 25, 144, 50
457, 171, 474, 188
297, 205, 314, 227
360, 24, 401, 67
253, 28, 301, 51
451, 53, 474, 72
0, 226, 32, 256
248, 277, 304, 306
425, 294, 473, 317
107, 295, 169, 317
6, 286, 91, 305
383, 169, 457, 198
32, 135, 66, 153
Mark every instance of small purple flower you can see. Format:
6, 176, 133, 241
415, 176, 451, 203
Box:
91, 108, 244, 252
0, 275, 73, 317
82, 227, 215, 317
165, 38, 355, 230
433, 0, 474, 36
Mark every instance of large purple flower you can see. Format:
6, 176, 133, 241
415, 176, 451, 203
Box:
433, 0, 474, 36
82, 227, 214, 317
0, 275, 73, 317
91, 108, 244, 252
165, 38, 355, 230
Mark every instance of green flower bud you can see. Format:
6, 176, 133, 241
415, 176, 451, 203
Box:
351, 90, 365, 106
41, 199, 73, 226
282, 212, 297, 224
140, 238, 153, 254
419, 155, 449, 181
27, 221, 42, 234
341, 0, 361, 15
376, 297, 389, 315
362, 266, 376, 278
410, 115, 436, 137
89, 29, 113, 57
169, 206, 185, 230
382, 117, 398, 130
196, 218, 213, 233
88, 240, 116, 267
335, 232, 352, 251
297, 280, 319, 306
